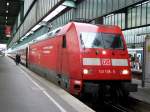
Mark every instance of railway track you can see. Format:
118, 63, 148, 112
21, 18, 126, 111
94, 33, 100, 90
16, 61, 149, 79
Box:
126, 97, 150, 112
83, 96, 150, 112
111, 104, 129, 112
104, 101, 133, 112
83, 98, 131, 112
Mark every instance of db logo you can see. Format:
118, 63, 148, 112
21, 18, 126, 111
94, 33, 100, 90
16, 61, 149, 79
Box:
102, 59, 111, 66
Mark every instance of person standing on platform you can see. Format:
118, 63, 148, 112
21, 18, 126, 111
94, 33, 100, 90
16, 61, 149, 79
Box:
15, 53, 21, 65
135, 56, 140, 70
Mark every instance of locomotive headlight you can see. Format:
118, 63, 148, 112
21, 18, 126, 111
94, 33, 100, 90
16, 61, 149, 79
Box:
102, 50, 106, 55
83, 69, 89, 74
83, 69, 92, 74
122, 69, 129, 75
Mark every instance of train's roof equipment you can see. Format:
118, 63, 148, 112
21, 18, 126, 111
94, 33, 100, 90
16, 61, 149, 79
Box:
9, 22, 123, 51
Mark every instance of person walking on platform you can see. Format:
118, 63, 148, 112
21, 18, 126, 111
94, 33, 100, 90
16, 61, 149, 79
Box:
15, 54, 21, 65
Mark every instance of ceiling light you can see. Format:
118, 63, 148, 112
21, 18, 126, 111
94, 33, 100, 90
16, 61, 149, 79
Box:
6, 16, 7, 19
6, 21, 7, 23
42, 5, 67, 22
6, 2, 9, 6
27, 0, 76, 34
25, 32, 31, 37
31, 24, 41, 31
6, 10, 8, 13
42, 0, 76, 22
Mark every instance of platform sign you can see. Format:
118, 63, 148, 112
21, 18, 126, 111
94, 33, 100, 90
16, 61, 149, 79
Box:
143, 35, 150, 87
5, 26, 11, 37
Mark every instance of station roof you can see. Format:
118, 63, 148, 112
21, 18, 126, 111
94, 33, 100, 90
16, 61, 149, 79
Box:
0, 0, 23, 44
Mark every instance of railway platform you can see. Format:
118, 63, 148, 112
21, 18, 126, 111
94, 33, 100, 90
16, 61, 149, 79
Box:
131, 79, 150, 104
0, 56, 94, 112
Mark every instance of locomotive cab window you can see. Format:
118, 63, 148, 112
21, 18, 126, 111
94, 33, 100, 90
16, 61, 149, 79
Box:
102, 33, 124, 49
80, 32, 103, 48
62, 35, 67, 48
80, 32, 124, 49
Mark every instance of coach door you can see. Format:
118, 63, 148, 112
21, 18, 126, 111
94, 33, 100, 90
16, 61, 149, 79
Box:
57, 35, 69, 86
59, 35, 68, 72
57, 35, 67, 72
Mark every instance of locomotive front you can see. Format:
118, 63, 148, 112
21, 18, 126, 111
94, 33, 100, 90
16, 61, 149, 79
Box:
76, 24, 137, 102
80, 32, 130, 80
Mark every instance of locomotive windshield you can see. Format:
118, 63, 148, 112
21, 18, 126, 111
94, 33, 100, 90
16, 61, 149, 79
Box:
80, 32, 124, 49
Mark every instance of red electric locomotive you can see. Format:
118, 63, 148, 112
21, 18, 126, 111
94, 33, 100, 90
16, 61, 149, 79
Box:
9, 22, 137, 102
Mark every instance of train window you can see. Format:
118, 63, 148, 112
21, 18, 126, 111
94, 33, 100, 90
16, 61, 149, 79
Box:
102, 33, 124, 49
80, 32, 124, 49
62, 35, 67, 48
80, 34, 85, 49
80, 32, 103, 48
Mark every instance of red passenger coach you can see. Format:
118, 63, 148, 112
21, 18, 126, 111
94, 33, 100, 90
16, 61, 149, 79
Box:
13, 22, 137, 102
7, 44, 28, 66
